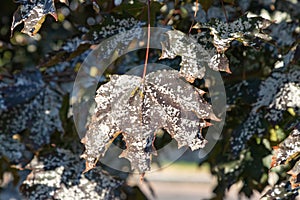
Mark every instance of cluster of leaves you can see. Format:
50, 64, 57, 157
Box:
0, 0, 300, 199
0, 70, 63, 148
190, 0, 300, 199
151, 0, 299, 199
261, 123, 300, 199
0, 0, 150, 199
20, 148, 124, 200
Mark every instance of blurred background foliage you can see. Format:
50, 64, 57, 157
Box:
0, 0, 300, 199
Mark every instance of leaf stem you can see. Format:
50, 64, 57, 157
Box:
188, 0, 198, 34
142, 0, 151, 82
220, 0, 229, 23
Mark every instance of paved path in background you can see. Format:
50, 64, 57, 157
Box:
128, 164, 262, 200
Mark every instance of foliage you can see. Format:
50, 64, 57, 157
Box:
82, 69, 219, 173
0, 70, 63, 148
0, 0, 300, 199
11, 0, 68, 36
261, 124, 300, 199
20, 148, 123, 200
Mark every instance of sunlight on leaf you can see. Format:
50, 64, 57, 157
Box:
11, 0, 67, 36
160, 30, 230, 83
270, 124, 300, 168
81, 69, 219, 173
194, 15, 272, 52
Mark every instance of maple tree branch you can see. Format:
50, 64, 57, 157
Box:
142, 0, 151, 82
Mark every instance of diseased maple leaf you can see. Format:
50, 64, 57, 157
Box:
261, 181, 299, 200
20, 148, 123, 200
253, 69, 300, 122
252, 109, 300, 197
160, 30, 230, 83
270, 124, 300, 168
231, 69, 300, 156
195, 15, 273, 52
0, 134, 32, 165
11, 0, 68, 36
40, 16, 144, 67
288, 160, 300, 189
81, 69, 219, 173
230, 110, 266, 156
0, 70, 63, 149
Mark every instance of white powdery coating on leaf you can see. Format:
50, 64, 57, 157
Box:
262, 181, 298, 199
288, 160, 300, 188
54, 17, 144, 54
61, 37, 88, 53
83, 69, 218, 173
201, 16, 272, 52
0, 71, 63, 148
253, 69, 300, 122
160, 30, 211, 81
272, 127, 300, 168
231, 110, 265, 155
231, 70, 300, 155
92, 17, 144, 41
0, 134, 29, 163
96, 25, 144, 62
12, 0, 57, 36
161, 30, 230, 82
272, 83, 300, 109
21, 148, 122, 200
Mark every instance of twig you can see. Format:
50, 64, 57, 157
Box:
188, 0, 199, 34
220, 0, 229, 23
142, 0, 151, 82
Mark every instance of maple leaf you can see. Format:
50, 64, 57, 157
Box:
40, 16, 144, 67
263, 124, 300, 197
195, 15, 273, 52
0, 134, 32, 165
0, 70, 63, 149
230, 110, 266, 156
288, 160, 300, 189
160, 30, 230, 83
231, 69, 300, 156
253, 69, 300, 122
81, 69, 219, 173
261, 181, 299, 200
11, 0, 68, 36
270, 124, 300, 168
20, 148, 123, 199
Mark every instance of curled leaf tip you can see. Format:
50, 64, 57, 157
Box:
140, 173, 145, 182
225, 67, 232, 74
83, 161, 96, 173
205, 121, 213, 127
51, 12, 58, 21
81, 137, 87, 144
